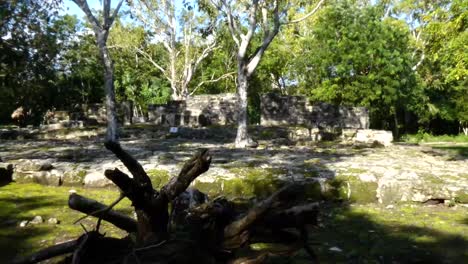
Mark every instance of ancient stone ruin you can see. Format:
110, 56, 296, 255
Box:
33, 93, 393, 145
260, 93, 369, 129
147, 93, 239, 127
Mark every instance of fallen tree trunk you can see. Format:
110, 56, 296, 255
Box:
68, 193, 137, 233
21, 143, 319, 263
13, 239, 78, 264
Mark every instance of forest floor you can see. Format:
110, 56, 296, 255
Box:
0, 126, 467, 263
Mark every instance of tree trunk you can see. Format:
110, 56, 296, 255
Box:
97, 33, 118, 143
170, 48, 178, 100
393, 110, 399, 140
235, 70, 249, 148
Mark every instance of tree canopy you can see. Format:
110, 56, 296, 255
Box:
0, 0, 466, 136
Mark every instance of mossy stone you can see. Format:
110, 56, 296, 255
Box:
147, 169, 170, 188
325, 175, 377, 204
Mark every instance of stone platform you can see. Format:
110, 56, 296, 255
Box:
0, 125, 466, 205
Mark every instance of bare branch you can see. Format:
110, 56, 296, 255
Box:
69, 193, 137, 233
109, 0, 125, 27
160, 149, 211, 201
286, 0, 325, 24
190, 71, 235, 96
224, 184, 294, 239
246, 1, 280, 76
412, 52, 425, 71
104, 141, 152, 190
221, 0, 241, 46
103, 0, 111, 27
13, 240, 78, 264
72, 0, 101, 33
133, 46, 170, 81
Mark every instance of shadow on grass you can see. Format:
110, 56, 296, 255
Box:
310, 203, 467, 263
432, 145, 468, 160
0, 194, 65, 263
266, 201, 468, 264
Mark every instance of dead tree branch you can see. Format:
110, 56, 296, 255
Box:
68, 193, 137, 233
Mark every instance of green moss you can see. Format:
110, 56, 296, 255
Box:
307, 203, 468, 263
258, 130, 275, 139
304, 158, 321, 164
193, 180, 223, 197
146, 169, 170, 188
200, 176, 283, 199
62, 169, 87, 185
325, 175, 378, 204
0, 182, 130, 262
194, 167, 288, 199
228, 167, 288, 179
304, 169, 320, 178
454, 190, 468, 203
304, 181, 323, 200
345, 168, 367, 174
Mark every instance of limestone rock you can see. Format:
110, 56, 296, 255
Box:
30, 216, 43, 225
354, 129, 393, 147
47, 218, 60, 225
16, 159, 54, 171
84, 171, 112, 187
62, 169, 87, 185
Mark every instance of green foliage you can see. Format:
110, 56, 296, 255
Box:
401, 133, 468, 143
110, 20, 171, 109
413, 0, 468, 128
0, 0, 465, 137
294, 0, 418, 131
0, 1, 73, 124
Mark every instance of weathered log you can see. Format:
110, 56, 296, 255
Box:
104, 142, 165, 243
104, 141, 151, 189
104, 168, 151, 208
161, 148, 211, 201
223, 184, 295, 241
69, 231, 132, 264
68, 193, 137, 233
26, 144, 322, 263
104, 144, 212, 245
261, 203, 319, 229
13, 239, 78, 264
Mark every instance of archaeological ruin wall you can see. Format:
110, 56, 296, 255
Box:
40, 93, 369, 132
147, 93, 238, 127
260, 93, 369, 129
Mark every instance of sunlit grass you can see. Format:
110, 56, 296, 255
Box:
402, 133, 468, 143
0, 182, 130, 262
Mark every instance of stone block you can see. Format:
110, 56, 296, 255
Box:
354, 129, 393, 147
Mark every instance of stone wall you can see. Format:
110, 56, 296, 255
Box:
148, 93, 238, 127
41, 103, 134, 130
260, 93, 369, 129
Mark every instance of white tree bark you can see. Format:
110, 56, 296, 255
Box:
72, 0, 124, 143
211, 0, 325, 148
130, 0, 219, 100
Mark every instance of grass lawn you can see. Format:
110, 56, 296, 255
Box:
0, 183, 130, 263
1, 183, 467, 263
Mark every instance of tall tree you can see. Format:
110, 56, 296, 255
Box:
128, 0, 223, 100
414, 0, 467, 134
210, 0, 325, 148
71, 0, 124, 142
294, 0, 418, 135
0, 0, 63, 124
109, 20, 171, 117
